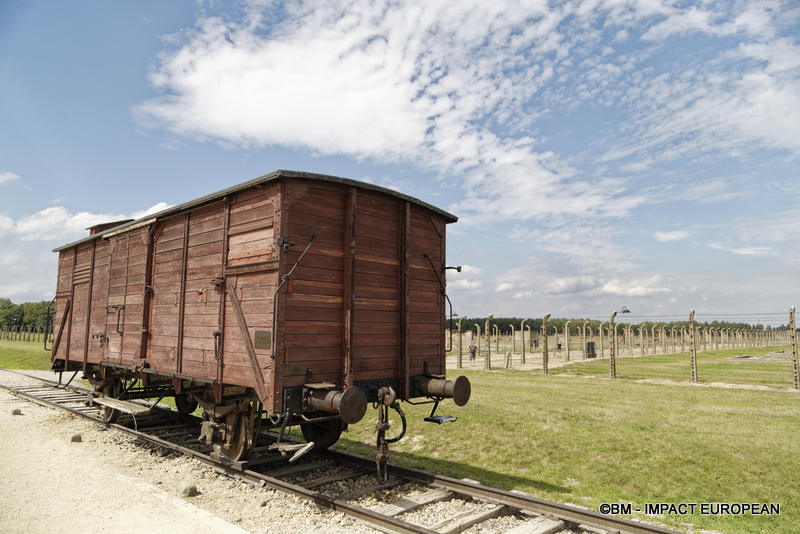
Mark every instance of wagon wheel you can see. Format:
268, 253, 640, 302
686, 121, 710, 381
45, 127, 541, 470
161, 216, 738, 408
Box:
99, 378, 123, 424
174, 393, 198, 415
214, 402, 257, 462
301, 418, 344, 450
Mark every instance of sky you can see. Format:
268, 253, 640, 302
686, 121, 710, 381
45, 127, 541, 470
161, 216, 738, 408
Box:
1, 0, 798, 326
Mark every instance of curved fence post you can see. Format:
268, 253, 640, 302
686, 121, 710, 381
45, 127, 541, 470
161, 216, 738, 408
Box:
791, 307, 798, 390
598, 322, 605, 358
609, 312, 618, 379
542, 314, 551, 374
690, 310, 698, 383
521, 319, 529, 364
457, 316, 466, 369
510, 323, 516, 355
485, 315, 493, 370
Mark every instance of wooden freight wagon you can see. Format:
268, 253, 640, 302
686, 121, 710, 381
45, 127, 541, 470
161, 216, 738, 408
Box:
50, 170, 470, 461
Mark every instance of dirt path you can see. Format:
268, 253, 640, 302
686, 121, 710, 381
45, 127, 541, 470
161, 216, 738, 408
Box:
0, 377, 375, 534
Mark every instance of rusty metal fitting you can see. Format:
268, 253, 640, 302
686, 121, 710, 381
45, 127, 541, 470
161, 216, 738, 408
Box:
377, 386, 396, 406
306, 386, 367, 425
416, 376, 471, 406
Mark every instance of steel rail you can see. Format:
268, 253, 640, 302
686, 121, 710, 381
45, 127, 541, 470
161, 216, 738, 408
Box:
2, 370, 678, 534
324, 452, 679, 534
0, 373, 435, 534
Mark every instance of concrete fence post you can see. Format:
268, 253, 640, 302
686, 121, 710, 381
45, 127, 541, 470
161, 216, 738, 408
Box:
609, 312, 618, 379
640, 326, 645, 356
521, 319, 529, 364
671, 327, 677, 354
493, 324, 500, 352
485, 315, 493, 370
565, 320, 572, 361
626, 325, 632, 357
510, 323, 516, 355
599, 322, 606, 358
457, 316, 466, 369
791, 305, 798, 390
582, 321, 588, 359
690, 310, 698, 383
542, 313, 551, 374
474, 323, 481, 360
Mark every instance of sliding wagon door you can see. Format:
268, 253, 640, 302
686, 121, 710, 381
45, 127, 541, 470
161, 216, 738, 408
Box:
149, 205, 226, 379
221, 185, 279, 405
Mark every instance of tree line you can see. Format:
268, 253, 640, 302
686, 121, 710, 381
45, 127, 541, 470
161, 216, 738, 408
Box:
0, 298, 53, 331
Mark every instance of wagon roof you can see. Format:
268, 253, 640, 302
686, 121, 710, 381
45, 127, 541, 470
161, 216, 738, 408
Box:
53, 170, 458, 252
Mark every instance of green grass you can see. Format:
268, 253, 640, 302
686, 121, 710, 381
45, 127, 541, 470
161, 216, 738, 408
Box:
0, 339, 53, 370
335, 364, 800, 533
5, 339, 797, 531
551, 345, 797, 388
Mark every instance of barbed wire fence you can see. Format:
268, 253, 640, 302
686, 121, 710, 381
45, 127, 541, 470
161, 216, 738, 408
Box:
447, 307, 800, 390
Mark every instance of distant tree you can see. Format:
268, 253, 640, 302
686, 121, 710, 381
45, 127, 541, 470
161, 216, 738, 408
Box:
21, 301, 51, 330
0, 298, 23, 328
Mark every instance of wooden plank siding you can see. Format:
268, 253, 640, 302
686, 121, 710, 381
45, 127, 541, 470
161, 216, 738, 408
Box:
50, 172, 453, 414
407, 207, 445, 377
221, 184, 279, 405
280, 180, 347, 396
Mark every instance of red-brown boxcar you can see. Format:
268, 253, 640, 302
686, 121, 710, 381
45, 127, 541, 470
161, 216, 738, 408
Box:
50, 170, 469, 460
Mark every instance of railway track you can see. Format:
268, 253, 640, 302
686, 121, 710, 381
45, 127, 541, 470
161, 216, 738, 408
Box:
0, 369, 679, 534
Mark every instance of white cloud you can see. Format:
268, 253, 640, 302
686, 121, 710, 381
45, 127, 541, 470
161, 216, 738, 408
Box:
708, 243, 773, 256
598, 276, 670, 297
0, 171, 20, 184
15, 207, 127, 242
547, 276, 599, 295
653, 230, 689, 242
0, 215, 14, 239
132, 201, 171, 219
448, 263, 485, 291
6, 202, 171, 243
496, 282, 514, 292
136, 1, 667, 225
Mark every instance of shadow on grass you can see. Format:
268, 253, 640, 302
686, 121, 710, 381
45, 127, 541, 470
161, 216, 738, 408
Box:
334, 437, 571, 495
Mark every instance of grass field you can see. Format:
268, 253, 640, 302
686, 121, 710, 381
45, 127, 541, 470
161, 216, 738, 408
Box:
3, 340, 797, 532
334, 348, 800, 533
550, 345, 797, 389
0, 339, 52, 370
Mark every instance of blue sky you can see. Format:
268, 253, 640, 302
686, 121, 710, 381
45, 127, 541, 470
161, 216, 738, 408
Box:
1, 0, 798, 325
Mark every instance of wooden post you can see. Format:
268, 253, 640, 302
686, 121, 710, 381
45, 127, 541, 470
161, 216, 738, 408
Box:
542, 314, 550, 374
609, 312, 617, 379
690, 310, 698, 383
